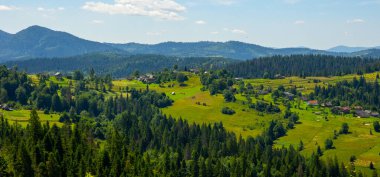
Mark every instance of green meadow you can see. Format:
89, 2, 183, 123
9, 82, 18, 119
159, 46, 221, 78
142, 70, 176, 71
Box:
16, 71, 380, 173
0, 109, 62, 127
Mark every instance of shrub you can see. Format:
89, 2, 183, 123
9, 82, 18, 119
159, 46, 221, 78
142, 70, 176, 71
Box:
374, 121, 380, 132
325, 138, 334, 150
340, 123, 349, 134
221, 107, 235, 115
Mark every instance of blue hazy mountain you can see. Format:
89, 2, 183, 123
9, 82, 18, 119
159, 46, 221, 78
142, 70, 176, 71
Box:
0, 26, 119, 62
109, 41, 335, 60
1, 26, 380, 62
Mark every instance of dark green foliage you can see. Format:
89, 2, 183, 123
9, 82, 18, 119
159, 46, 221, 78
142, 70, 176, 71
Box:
221, 107, 235, 115
350, 155, 357, 163
6, 53, 232, 78
72, 70, 84, 80
340, 123, 350, 134
249, 101, 281, 113
200, 69, 232, 95
313, 76, 380, 111
223, 90, 236, 102
374, 121, 380, 132
325, 138, 334, 150
370, 162, 375, 170
0, 66, 33, 104
176, 73, 188, 84
228, 55, 380, 78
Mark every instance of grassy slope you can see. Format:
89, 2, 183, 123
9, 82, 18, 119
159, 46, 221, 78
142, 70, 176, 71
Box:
20, 72, 380, 174
1, 110, 62, 127
246, 72, 380, 172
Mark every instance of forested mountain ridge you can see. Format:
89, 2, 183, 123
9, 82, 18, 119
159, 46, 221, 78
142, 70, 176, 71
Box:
0, 26, 119, 62
109, 41, 335, 60
1, 25, 380, 62
328, 45, 380, 53
227, 55, 380, 78
5, 53, 234, 77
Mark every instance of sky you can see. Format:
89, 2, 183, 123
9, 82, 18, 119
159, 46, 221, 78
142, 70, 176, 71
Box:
0, 0, 379, 49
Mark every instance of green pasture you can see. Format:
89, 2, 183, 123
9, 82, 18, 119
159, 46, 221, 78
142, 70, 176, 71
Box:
0, 109, 62, 127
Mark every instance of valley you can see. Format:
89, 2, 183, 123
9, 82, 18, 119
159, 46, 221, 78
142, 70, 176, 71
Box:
3, 69, 380, 175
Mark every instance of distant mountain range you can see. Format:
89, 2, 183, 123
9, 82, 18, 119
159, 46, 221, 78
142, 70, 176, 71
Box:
108, 42, 336, 60
327, 45, 380, 53
0, 25, 380, 62
5, 53, 233, 77
0, 26, 119, 62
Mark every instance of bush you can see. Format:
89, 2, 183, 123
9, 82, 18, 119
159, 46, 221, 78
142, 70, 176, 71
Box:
325, 138, 334, 150
223, 90, 236, 102
340, 123, 349, 134
374, 121, 380, 132
221, 107, 236, 115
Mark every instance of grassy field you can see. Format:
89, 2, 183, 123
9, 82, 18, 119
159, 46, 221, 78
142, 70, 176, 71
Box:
26, 72, 380, 174
113, 74, 283, 137
0, 109, 62, 127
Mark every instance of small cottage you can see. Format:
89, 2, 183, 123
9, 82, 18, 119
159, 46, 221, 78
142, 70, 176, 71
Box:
307, 100, 319, 106
356, 110, 370, 118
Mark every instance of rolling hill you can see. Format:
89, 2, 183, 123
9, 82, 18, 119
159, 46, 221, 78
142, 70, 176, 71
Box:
109, 41, 336, 60
5, 53, 235, 78
1, 25, 380, 62
0, 26, 119, 62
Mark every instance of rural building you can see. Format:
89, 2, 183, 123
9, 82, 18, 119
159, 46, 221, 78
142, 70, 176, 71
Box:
258, 90, 269, 95
355, 110, 370, 118
274, 74, 285, 79
0, 104, 13, 111
138, 74, 156, 84
283, 92, 295, 100
371, 112, 380, 117
322, 102, 333, 107
340, 106, 351, 114
307, 100, 319, 106
190, 68, 200, 74
54, 72, 62, 79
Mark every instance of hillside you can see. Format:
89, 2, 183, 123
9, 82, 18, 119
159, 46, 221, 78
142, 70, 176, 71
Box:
5, 53, 234, 77
227, 55, 380, 78
328, 45, 380, 53
1, 25, 380, 62
0, 26, 119, 62
110, 41, 335, 60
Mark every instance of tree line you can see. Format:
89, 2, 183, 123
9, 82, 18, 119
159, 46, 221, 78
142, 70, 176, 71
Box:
227, 55, 380, 78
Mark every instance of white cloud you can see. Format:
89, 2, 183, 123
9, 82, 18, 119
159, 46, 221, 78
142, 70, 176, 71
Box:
211, 31, 219, 35
37, 7, 65, 12
0, 5, 14, 11
82, 0, 186, 20
346, 18, 365, 24
231, 29, 247, 34
92, 20, 104, 24
223, 28, 247, 34
294, 20, 305, 25
195, 20, 206, 25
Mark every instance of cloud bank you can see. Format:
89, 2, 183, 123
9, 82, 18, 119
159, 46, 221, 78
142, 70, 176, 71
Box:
83, 0, 186, 20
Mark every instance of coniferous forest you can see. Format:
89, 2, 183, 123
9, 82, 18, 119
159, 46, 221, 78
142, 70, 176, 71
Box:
227, 55, 380, 78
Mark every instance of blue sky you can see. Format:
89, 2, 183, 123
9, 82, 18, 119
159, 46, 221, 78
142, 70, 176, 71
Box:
0, 0, 379, 49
